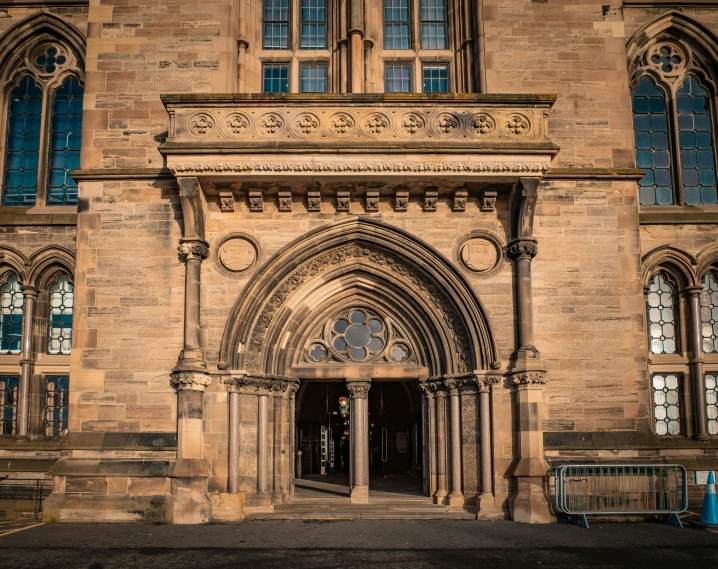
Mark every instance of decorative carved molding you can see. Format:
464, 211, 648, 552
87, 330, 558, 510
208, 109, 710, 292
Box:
170, 160, 549, 175
219, 191, 235, 212
481, 190, 497, 212
506, 239, 538, 260
453, 188, 468, 211
366, 190, 380, 212
473, 375, 501, 392
395, 189, 409, 212
278, 190, 293, 212
178, 239, 209, 261
424, 188, 438, 212
347, 382, 371, 399
221, 374, 293, 394
248, 188, 264, 212
170, 371, 211, 391
511, 371, 547, 385
307, 191, 322, 212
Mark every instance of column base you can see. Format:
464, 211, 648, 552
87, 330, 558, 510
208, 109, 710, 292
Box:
447, 491, 464, 509
256, 492, 272, 507
476, 493, 505, 520
432, 491, 448, 505
166, 478, 212, 525
350, 485, 369, 504
511, 476, 555, 524
210, 493, 246, 522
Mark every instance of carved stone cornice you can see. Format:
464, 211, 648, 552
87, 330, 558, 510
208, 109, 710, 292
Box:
511, 371, 547, 386
178, 238, 209, 261
506, 238, 538, 261
347, 381, 371, 399
221, 374, 292, 395
170, 371, 211, 391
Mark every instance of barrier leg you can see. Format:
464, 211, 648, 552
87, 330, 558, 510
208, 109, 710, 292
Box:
662, 513, 682, 528
570, 514, 589, 529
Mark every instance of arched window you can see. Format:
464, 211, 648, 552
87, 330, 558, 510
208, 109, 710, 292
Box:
701, 272, 718, 354
0, 274, 23, 354
630, 40, 718, 206
646, 273, 677, 354
0, 40, 84, 207
48, 273, 73, 355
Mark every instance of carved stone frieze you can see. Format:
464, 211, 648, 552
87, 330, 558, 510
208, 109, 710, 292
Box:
511, 371, 547, 385
221, 374, 294, 394
171, 371, 211, 391
506, 239, 538, 260
178, 239, 209, 261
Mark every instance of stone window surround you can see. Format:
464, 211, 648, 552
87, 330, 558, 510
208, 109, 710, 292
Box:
0, 246, 74, 439
643, 244, 718, 441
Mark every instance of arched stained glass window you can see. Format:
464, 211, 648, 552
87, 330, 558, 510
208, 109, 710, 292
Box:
2, 76, 42, 206
676, 75, 717, 205
652, 373, 682, 435
632, 76, 673, 206
47, 76, 83, 206
701, 272, 718, 353
48, 274, 73, 355
0, 275, 24, 354
646, 273, 677, 354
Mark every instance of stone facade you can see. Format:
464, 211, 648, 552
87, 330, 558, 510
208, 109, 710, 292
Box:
0, 0, 716, 525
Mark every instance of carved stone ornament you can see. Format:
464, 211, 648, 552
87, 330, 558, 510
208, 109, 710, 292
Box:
294, 113, 320, 136
307, 191, 322, 212
473, 375, 501, 391
329, 112, 356, 135
511, 371, 547, 385
219, 238, 257, 272
222, 112, 250, 137
647, 42, 686, 77
433, 112, 461, 136
178, 239, 210, 260
481, 190, 497, 212
395, 190, 409, 212
503, 114, 531, 137
219, 192, 235, 212
453, 189, 468, 211
278, 190, 293, 212
399, 113, 426, 136
221, 374, 291, 394
170, 371, 211, 391
366, 191, 380, 212
470, 113, 496, 136
363, 113, 390, 136
347, 382, 371, 399
336, 191, 351, 212
424, 188, 438, 212
258, 113, 285, 136
506, 239, 538, 260
187, 112, 216, 138
444, 378, 461, 394
171, 161, 548, 175
248, 189, 264, 212
460, 238, 499, 273
31, 43, 72, 77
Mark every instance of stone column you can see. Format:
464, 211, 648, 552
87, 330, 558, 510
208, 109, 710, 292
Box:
272, 389, 283, 503
421, 385, 437, 497
476, 376, 503, 519
289, 384, 298, 496
228, 387, 240, 494
257, 392, 270, 505
434, 389, 448, 504
507, 239, 539, 358
445, 379, 464, 508
347, 381, 370, 504
348, 0, 364, 92
687, 285, 710, 441
16, 286, 38, 438
177, 239, 209, 371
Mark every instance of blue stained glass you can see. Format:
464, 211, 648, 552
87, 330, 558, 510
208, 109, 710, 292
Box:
47, 76, 82, 206
48, 274, 73, 355
677, 75, 717, 205
0, 275, 23, 355
632, 76, 674, 205
0, 376, 19, 435
264, 0, 290, 49
300, 0, 326, 49
2, 76, 42, 206
384, 0, 410, 49
44, 375, 69, 436
420, 0, 448, 49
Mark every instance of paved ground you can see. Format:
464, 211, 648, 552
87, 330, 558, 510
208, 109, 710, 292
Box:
0, 518, 717, 568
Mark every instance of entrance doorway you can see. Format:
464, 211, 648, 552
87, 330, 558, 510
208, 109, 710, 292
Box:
294, 380, 423, 500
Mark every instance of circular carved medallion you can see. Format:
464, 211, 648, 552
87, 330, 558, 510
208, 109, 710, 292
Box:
460, 238, 499, 272
219, 238, 257, 272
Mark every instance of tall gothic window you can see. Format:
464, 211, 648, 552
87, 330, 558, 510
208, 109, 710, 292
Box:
631, 42, 718, 206
0, 274, 23, 354
48, 274, 73, 355
1, 41, 84, 207
0, 375, 19, 435
646, 273, 677, 354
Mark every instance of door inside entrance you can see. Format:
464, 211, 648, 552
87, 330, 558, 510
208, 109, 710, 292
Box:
295, 380, 423, 499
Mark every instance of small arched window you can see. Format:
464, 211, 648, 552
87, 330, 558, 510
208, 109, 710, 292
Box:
48, 273, 73, 355
646, 273, 677, 354
701, 272, 718, 354
0, 40, 83, 207
0, 274, 23, 354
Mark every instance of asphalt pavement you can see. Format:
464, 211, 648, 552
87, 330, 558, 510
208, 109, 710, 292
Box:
0, 519, 717, 568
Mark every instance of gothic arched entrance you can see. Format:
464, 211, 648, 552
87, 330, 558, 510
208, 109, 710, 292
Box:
220, 218, 499, 507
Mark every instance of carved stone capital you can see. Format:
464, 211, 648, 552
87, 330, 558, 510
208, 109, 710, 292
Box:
473, 374, 501, 392
511, 371, 547, 386
20, 286, 40, 299
506, 238, 538, 260
170, 371, 211, 391
178, 239, 209, 261
347, 381, 371, 399
444, 378, 461, 394
221, 373, 290, 395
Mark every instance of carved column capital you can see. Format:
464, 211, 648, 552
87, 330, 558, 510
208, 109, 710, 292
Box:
511, 371, 547, 387
506, 238, 538, 260
20, 286, 39, 299
347, 381, 371, 399
474, 375, 501, 392
178, 238, 209, 261
444, 378, 461, 395
685, 285, 704, 296
170, 370, 211, 391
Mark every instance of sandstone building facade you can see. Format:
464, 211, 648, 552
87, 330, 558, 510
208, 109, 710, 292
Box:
0, 0, 716, 524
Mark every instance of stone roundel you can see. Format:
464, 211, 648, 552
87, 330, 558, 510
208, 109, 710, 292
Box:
326, 112, 358, 137
219, 237, 258, 273
220, 111, 252, 138
500, 112, 532, 138
257, 112, 287, 138
291, 112, 322, 137
186, 111, 218, 139
396, 111, 429, 138
468, 113, 497, 138
361, 112, 392, 137
429, 111, 463, 138
459, 236, 501, 273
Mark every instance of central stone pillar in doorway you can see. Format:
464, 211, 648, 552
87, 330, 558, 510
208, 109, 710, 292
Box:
347, 380, 371, 504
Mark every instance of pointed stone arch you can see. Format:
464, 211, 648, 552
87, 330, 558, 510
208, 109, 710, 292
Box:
26, 246, 75, 290
219, 218, 499, 376
642, 245, 698, 289
0, 246, 28, 285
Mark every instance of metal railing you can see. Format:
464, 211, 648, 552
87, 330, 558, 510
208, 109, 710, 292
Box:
0, 478, 53, 521
553, 464, 687, 528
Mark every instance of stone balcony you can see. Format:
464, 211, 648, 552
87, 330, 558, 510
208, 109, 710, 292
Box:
159, 93, 558, 182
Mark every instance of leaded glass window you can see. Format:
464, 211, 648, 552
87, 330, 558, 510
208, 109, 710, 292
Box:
44, 375, 69, 436
384, 0, 410, 50
264, 0, 290, 49
632, 77, 673, 206
0, 376, 19, 435
2, 76, 42, 206
48, 274, 73, 355
385, 63, 412, 93
646, 273, 677, 354
300, 63, 327, 93
652, 373, 681, 435
263, 63, 290, 93
300, 0, 326, 49
676, 75, 717, 205
0, 275, 23, 355
701, 273, 718, 353
331, 310, 386, 361
47, 76, 83, 206
423, 64, 449, 93
707, 373, 718, 436
420, 0, 448, 50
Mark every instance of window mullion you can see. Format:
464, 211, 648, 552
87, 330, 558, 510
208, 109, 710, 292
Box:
36, 83, 51, 207
668, 88, 684, 206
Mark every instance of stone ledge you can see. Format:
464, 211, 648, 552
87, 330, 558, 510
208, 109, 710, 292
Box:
546, 456, 718, 470
49, 458, 171, 477
544, 430, 718, 450
0, 432, 177, 451
639, 206, 718, 225
0, 1, 87, 5
0, 207, 77, 226
543, 168, 644, 181
0, 457, 57, 472
71, 168, 175, 181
